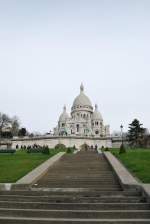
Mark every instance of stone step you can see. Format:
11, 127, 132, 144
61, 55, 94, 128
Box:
37, 176, 118, 179
38, 176, 117, 179
0, 201, 149, 210
37, 179, 119, 183
0, 208, 150, 219
0, 190, 140, 196
48, 166, 109, 168
35, 183, 119, 187
33, 185, 121, 189
34, 186, 121, 190
41, 172, 117, 175
0, 195, 144, 203
1, 217, 150, 224
35, 183, 120, 187
34, 185, 121, 189
39, 173, 115, 176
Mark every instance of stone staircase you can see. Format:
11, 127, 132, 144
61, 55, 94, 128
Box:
35, 150, 121, 189
0, 150, 149, 223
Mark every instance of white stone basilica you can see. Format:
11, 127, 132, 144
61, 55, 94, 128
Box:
11, 84, 114, 149
54, 84, 110, 138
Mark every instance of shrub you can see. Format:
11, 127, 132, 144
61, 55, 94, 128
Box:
26, 145, 50, 154
73, 145, 76, 150
55, 144, 66, 150
27, 148, 41, 153
119, 143, 126, 154
26, 146, 31, 153
104, 147, 109, 151
42, 146, 50, 155
0, 149, 16, 154
66, 147, 73, 154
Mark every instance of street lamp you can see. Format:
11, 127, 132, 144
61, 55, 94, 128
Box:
120, 124, 124, 145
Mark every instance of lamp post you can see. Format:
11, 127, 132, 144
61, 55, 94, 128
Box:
120, 124, 124, 145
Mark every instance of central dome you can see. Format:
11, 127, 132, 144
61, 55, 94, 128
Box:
72, 84, 93, 111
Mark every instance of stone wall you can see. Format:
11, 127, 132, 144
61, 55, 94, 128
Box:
0, 136, 126, 149
11, 136, 112, 149
0, 140, 12, 149
112, 137, 128, 148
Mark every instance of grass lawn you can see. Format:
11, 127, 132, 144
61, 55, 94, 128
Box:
0, 149, 64, 183
111, 149, 150, 183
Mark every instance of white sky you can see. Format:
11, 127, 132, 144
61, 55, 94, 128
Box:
0, 0, 150, 133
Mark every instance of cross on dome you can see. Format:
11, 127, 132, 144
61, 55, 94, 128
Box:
95, 104, 98, 111
80, 83, 84, 92
63, 105, 66, 112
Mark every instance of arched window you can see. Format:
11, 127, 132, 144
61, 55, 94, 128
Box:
76, 124, 79, 132
95, 130, 99, 135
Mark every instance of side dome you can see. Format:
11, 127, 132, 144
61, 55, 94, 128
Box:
72, 84, 93, 110
92, 104, 103, 120
59, 105, 69, 121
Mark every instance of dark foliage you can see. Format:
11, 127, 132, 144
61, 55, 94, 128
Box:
55, 143, 66, 149
42, 146, 50, 154
26, 145, 50, 154
1, 131, 13, 138
66, 147, 75, 154
18, 128, 27, 137
0, 149, 16, 154
128, 119, 145, 148
119, 143, 126, 154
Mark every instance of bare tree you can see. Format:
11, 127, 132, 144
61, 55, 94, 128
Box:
11, 116, 20, 136
0, 113, 11, 146
0, 113, 11, 137
0, 113, 20, 141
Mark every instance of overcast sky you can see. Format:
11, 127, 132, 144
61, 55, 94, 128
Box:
0, 0, 150, 133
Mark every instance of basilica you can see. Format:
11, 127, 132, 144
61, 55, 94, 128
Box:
54, 84, 110, 138
11, 84, 113, 149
